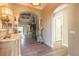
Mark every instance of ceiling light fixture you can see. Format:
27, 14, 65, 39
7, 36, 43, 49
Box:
32, 3, 40, 6
1, 3, 13, 18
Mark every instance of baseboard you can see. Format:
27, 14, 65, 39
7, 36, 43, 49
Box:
44, 41, 54, 48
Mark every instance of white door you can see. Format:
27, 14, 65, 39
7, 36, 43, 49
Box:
54, 14, 63, 42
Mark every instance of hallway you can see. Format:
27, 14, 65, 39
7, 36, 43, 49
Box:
0, 3, 69, 56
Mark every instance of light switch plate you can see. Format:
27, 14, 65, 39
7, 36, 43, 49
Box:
70, 30, 76, 34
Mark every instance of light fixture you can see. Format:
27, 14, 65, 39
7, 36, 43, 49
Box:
32, 3, 40, 6
1, 3, 13, 18
0, 3, 14, 25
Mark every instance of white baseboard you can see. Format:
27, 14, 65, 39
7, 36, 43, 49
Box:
44, 41, 54, 48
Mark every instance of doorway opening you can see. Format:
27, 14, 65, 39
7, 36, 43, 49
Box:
52, 4, 68, 48
53, 12, 63, 48
18, 12, 38, 40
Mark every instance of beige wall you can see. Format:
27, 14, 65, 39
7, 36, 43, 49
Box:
68, 4, 79, 56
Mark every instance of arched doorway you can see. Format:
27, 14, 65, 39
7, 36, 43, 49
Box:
52, 4, 68, 48
18, 11, 39, 44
